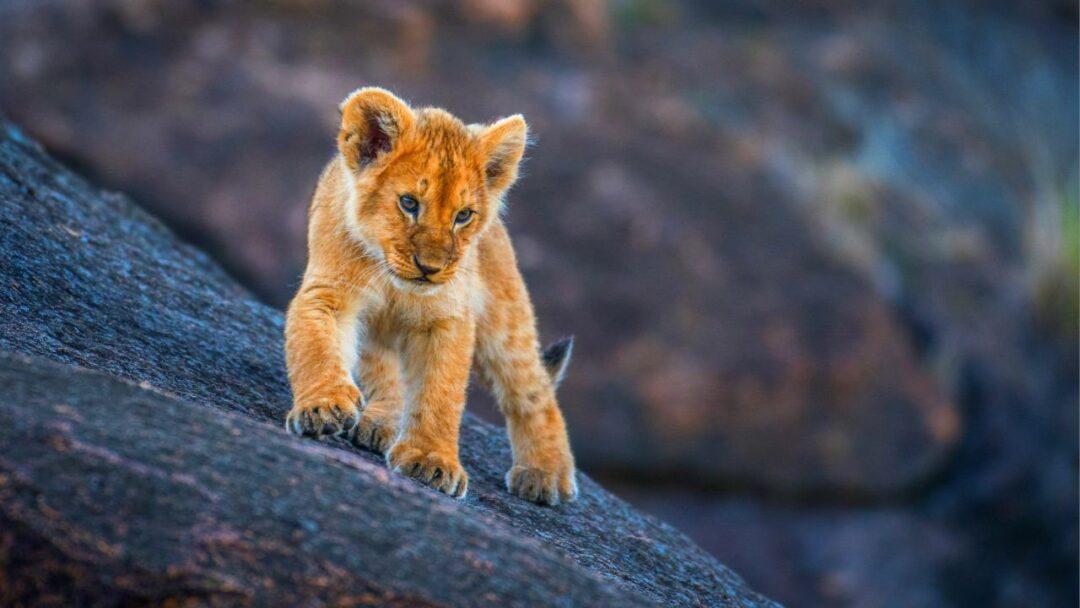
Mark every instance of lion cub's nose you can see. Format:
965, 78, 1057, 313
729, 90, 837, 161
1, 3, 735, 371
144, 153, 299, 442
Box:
413, 254, 444, 276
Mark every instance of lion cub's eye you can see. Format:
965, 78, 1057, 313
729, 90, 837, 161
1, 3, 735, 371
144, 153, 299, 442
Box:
454, 209, 475, 225
399, 195, 419, 216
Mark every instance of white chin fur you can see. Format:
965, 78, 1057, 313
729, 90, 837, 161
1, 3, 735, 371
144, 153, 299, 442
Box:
389, 275, 443, 295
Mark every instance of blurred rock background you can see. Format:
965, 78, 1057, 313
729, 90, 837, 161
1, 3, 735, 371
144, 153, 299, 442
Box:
0, 0, 1075, 605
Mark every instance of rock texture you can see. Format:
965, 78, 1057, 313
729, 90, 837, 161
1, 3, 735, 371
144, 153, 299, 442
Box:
0, 354, 635, 607
0, 121, 777, 607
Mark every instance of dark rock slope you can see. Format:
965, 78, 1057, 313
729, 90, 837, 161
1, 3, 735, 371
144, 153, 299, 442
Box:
0, 121, 778, 607
0, 354, 638, 607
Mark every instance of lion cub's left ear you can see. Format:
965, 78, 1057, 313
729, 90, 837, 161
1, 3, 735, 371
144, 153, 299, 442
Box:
475, 115, 528, 196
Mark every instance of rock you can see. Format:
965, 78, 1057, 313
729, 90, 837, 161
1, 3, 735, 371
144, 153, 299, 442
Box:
0, 353, 636, 607
0, 120, 777, 606
605, 483, 973, 608
0, 1, 959, 498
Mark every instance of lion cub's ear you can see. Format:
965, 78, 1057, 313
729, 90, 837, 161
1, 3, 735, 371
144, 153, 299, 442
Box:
338, 87, 415, 172
476, 115, 528, 196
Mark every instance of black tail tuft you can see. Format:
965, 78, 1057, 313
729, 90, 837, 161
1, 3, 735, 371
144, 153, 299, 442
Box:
541, 336, 574, 389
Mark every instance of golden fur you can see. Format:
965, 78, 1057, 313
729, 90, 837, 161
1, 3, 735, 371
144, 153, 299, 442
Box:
284, 87, 577, 504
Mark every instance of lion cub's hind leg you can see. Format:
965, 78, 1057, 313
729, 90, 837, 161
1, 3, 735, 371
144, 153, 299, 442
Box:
475, 311, 578, 505
349, 345, 404, 454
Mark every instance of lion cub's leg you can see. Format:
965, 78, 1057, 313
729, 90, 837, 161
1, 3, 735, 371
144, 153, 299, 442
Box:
475, 293, 578, 506
350, 344, 404, 454
284, 283, 364, 437
386, 318, 474, 498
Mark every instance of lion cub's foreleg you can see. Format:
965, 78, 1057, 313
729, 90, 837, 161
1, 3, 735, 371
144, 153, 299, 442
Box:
284, 282, 364, 437
384, 317, 475, 498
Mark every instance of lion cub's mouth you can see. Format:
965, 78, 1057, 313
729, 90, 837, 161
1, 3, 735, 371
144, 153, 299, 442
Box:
387, 271, 444, 293
402, 272, 440, 285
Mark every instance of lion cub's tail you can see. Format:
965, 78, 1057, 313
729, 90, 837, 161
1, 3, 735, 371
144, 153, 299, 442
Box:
540, 336, 574, 390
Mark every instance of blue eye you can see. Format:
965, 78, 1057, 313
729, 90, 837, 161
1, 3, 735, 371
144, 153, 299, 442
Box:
455, 209, 475, 225
399, 195, 419, 215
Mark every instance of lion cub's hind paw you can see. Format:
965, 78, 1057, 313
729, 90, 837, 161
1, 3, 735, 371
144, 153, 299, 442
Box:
506, 465, 579, 506
349, 414, 398, 454
387, 445, 469, 499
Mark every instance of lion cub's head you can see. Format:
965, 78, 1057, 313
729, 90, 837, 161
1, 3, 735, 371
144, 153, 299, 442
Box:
336, 87, 527, 290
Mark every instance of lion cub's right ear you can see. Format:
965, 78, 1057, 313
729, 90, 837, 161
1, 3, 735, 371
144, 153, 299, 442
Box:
338, 87, 415, 172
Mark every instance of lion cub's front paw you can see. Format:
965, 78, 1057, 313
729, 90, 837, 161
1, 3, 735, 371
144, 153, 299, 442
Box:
285, 383, 362, 438
387, 442, 468, 499
506, 463, 578, 506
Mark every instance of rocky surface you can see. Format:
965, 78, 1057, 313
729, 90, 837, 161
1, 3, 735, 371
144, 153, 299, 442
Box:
0, 354, 640, 607
0, 120, 776, 607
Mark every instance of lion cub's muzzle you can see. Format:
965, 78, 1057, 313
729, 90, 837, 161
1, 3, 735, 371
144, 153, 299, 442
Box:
412, 253, 448, 278
407, 244, 455, 283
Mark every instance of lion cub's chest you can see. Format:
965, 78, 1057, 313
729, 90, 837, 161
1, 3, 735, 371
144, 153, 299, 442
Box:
359, 278, 486, 346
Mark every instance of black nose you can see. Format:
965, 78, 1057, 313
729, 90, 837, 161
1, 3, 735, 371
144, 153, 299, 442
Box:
413, 255, 439, 276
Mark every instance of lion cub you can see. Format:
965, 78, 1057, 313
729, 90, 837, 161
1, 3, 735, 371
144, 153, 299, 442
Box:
283, 87, 577, 505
